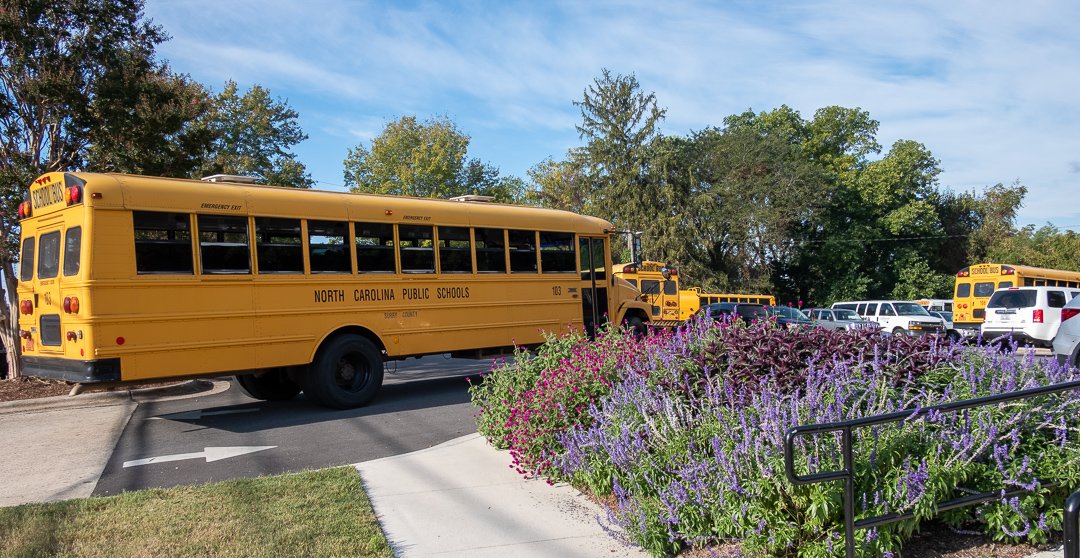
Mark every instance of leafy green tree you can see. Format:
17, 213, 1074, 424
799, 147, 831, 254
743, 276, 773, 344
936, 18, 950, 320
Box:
573, 69, 666, 234
343, 115, 522, 201
967, 181, 1027, 263
343, 116, 469, 198
196, 80, 313, 188
0, 0, 212, 374
460, 159, 529, 204
891, 251, 954, 299
528, 157, 594, 214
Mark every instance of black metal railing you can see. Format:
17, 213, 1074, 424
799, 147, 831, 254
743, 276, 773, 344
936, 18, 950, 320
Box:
784, 378, 1080, 558
1066, 490, 1079, 558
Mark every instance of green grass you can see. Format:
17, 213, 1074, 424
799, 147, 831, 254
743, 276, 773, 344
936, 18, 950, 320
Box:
0, 467, 392, 558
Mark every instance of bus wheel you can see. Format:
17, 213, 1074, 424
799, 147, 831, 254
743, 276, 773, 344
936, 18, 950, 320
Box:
304, 335, 384, 409
623, 315, 647, 337
235, 369, 302, 401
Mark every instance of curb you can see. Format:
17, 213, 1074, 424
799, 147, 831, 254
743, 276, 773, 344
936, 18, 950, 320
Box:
0, 379, 223, 415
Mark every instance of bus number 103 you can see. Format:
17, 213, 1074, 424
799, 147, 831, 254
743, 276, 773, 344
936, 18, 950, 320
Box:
552, 286, 562, 296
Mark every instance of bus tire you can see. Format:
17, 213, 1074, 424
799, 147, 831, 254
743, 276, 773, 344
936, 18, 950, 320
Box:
235, 369, 302, 401
304, 334, 384, 409
622, 315, 647, 337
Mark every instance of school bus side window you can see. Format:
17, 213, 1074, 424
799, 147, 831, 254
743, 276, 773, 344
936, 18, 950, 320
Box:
509, 230, 537, 273
475, 228, 506, 273
19, 237, 34, 281
399, 225, 434, 273
37, 231, 61, 279
198, 215, 250, 274
63, 227, 81, 276
355, 223, 395, 273
133, 211, 193, 274
438, 226, 472, 273
255, 218, 302, 273
539, 232, 575, 273
308, 220, 349, 273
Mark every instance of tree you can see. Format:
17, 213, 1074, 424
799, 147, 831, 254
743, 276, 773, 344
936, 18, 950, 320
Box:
528, 157, 593, 214
343, 116, 469, 198
573, 69, 666, 233
343, 115, 522, 201
196, 80, 313, 188
1, 0, 212, 375
460, 159, 529, 204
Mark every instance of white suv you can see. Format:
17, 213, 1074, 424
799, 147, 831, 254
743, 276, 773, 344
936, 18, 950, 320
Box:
831, 300, 946, 337
982, 286, 1080, 347
1052, 296, 1080, 366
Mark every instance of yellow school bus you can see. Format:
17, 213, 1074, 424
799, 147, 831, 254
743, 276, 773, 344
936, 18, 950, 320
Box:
953, 263, 1080, 334
15, 172, 650, 408
612, 261, 775, 326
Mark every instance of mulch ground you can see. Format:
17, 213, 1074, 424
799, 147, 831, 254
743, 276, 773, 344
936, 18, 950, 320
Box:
0, 376, 185, 402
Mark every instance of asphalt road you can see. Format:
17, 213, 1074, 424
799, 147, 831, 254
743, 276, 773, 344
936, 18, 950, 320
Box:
93, 355, 496, 496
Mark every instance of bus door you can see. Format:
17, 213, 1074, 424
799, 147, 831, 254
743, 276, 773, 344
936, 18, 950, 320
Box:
579, 236, 609, 337
30, 224, 66, 354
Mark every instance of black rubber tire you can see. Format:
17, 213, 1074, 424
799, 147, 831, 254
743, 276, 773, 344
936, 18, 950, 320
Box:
235, 368, 302, 401
947, 330, 961, 343
892, 327, 906, 337
303, 335, 384, 409
623, 315, 647, 337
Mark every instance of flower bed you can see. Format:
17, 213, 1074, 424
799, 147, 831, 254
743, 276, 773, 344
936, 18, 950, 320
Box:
469, 317, 1080, 557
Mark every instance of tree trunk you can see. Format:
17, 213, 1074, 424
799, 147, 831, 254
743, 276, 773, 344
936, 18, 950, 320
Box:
1, 263, 21, 379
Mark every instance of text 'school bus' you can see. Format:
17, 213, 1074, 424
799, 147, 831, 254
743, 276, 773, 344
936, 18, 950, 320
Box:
613, 261, 774, 325
953, 263, 1080, 334
15, 172, 650, 408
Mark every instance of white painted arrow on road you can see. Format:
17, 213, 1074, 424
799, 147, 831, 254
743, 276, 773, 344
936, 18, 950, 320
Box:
148, 408, 260, 421
123, 446, 276, 468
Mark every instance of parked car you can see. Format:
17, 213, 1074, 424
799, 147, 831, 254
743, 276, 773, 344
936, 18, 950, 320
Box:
764, 305, 814, 328
928, 310, 970, 343
981, 286, 1080, 347
696, 302, 768, 325
831, 300, 946, 337
806, 307, 878, 331
1052, 295, 1080, 366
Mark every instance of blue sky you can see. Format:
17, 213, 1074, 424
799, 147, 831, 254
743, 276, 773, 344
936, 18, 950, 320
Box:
144, 0, 1080, 229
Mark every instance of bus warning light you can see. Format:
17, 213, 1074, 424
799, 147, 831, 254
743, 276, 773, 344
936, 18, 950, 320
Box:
66, 185, 81, 204
116, 337, 125, 345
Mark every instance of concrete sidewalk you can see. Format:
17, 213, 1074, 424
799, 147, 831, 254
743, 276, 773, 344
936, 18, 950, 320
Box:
355, 433, 648, 558
0, 380, 225, 507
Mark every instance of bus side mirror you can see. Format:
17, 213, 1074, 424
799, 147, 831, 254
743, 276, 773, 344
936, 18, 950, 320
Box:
662, 268, 671, 281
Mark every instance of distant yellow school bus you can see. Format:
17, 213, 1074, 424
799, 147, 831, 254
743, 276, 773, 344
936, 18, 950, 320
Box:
612, 261, 775, 325
15, 172, 650, 408
953, 263, 1080, 334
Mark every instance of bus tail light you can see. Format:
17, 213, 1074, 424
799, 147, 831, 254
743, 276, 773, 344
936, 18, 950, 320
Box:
19, 299, 32, 314
1033, 309, 1044, 323
66, 331, 76, 341
62, 296, 80, 313
1063, 308, 1080, 322
20, 330, 31, 340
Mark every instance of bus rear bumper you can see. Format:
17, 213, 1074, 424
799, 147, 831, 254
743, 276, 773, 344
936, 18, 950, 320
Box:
20, 356, 121, 383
